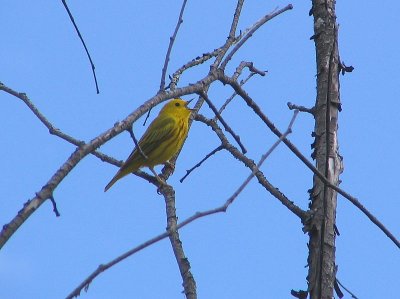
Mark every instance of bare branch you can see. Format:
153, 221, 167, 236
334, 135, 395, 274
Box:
338, 61, 354, 75
195, 114, 307, 220
220, 4, 293, 70
61, 0, 99, 93
222, 109, 299, 207
159, 0, 188, 91
127, 126, 148, 160
211, 0, 245, 69
326, 185, 400, 248
218, 74, 400, 249
170, 49, 220, 89
336, 278, 358, 299
160, 184, 197, 299
66, 199, 231, 299
214, 71, 258, 120
0, 84, 213, 248
180, 145, 225, 182
66, 107, 299, 299
232, 61, 266, 81
287, 101, 314, 114
200, 92, 247, 154
65, 228, 178, 299
0, 82, 154, 181
48, 195, 61, 217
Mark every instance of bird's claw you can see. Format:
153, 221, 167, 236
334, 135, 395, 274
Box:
164, 161, 175, 173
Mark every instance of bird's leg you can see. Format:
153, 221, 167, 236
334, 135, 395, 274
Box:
149, 167, 167, 185
164, 161, 175, 173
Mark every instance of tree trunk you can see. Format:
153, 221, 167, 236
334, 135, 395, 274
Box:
307, 0, 343, 298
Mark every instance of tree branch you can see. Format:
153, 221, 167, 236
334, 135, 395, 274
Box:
217, 74, 400, 249
180, 145, 224, 182
65, 105, 299, 299
211, 0, 245, 69
61, 0, 99, 93
200, 92, 247, 154
215, 71, 257, 119
195, 114, 307, 220
220, 4, 293, 70
159, 0, 188, 91
0, 83, 214, 249
160, 184, 197, 299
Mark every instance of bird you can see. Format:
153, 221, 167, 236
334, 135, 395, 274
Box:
104, 98, 193, 192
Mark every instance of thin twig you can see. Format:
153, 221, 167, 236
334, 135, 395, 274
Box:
211, 0, 245, 69
334, 279, 344, 298
150, 0, 187, 125
232, 61, 266, 81
127, 127, 148, 160
180, 145, 225, 182
220, 4, 293, 70
214, 72, 256, 121
159, 0, 188, 91
287, 102, 314, 114
61, 0, 99, 94
213, 61, 265, 121
336, 278, 358, 299
49, 195, 61, 217
200, 92, 247, 154
170, 49, 220, 89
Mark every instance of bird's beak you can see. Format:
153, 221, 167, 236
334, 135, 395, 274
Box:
186, 99, 195, 112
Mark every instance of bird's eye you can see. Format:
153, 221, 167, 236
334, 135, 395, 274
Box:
175, 102, 180, 107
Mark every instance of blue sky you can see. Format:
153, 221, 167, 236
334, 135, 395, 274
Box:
1, 1, 399, 298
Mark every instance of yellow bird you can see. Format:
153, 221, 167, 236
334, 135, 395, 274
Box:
104, 98, 193, 191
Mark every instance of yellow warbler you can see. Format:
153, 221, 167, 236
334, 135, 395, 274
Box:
104, 98, 193, 191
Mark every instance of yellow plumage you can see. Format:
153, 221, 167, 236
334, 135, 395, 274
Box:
104, 98, 192, 191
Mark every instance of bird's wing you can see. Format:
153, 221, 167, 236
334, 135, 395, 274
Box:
104, 116, 177, 191
114, 116, 176, 173
137, 116, 177, 155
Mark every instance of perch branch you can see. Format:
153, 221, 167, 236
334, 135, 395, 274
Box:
66, 104, 298, 299
160, 184, 197, 299
0, 82, 218, 249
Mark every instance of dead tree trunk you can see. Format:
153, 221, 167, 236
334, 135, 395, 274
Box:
307, 0, 343, 298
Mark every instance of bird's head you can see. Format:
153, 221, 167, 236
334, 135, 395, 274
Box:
160, 98, 193, 118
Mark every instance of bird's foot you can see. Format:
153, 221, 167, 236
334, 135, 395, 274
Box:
149, 167, 168, 190
164, 161, 175, 173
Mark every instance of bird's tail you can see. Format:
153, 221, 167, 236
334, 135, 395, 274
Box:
104, 154, 141, 192
104, 170, 125, 192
